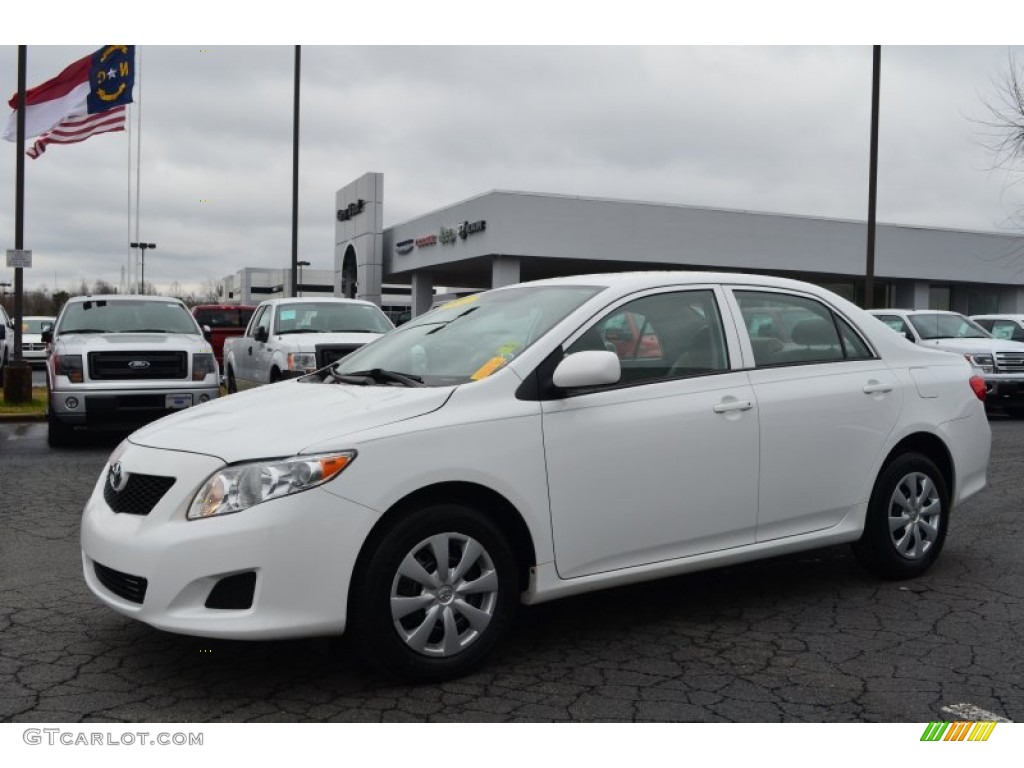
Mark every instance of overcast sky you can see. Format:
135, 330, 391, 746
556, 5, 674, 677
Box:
2, 39, 1024, 295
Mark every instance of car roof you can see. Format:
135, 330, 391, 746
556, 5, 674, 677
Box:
507, 270, 851, 294
971, 314, 1024, 319
65, 294, 185, 303
868, 308, 964, 316
261, 297, 379, 307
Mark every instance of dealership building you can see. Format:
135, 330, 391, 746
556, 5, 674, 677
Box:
231, 171, 1024, 319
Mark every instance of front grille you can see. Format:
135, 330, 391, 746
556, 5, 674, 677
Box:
315, 343, 362, 369
93, 562, 148, 604
22, 343, 46, 351
88, 351, 188, 380
996, 352, 1024, 373
103, 471, 176, 515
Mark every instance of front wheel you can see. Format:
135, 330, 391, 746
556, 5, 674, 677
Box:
226, 366, 238, 394
47, 409, 76, 448
853, 452, 949, 580
349, 503, 519, 682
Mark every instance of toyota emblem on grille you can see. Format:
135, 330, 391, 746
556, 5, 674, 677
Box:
109, 462, 129, 492
128, 360, 151, 370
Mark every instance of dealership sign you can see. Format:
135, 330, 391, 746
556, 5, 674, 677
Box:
395, 220, 487, 254
337, 199, 367, 222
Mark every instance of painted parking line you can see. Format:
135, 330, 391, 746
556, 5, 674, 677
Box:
940, 703, 1013, 723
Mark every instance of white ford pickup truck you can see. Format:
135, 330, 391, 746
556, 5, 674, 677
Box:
870, 308, 1024, 417
44, 294, 220, 446
222, 297, 393, 392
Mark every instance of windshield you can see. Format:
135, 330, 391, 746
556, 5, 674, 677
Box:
274, 302, 393, 334
57, 300, 200, 335
333, 285, 603, 386
908, 313, 990, 340
23, 317, 55, 334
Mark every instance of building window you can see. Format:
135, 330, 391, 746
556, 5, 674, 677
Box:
928, 285, 951, 311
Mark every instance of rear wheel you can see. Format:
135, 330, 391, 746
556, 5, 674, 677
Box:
853, 452, 949, 579
349, 502, 519, 682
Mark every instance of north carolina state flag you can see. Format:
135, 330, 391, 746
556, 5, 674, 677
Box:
3, 45, 135, 158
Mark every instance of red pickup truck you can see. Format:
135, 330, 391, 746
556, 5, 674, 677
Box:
191, 304, 256, 369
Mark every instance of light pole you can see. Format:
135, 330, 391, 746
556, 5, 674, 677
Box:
129, 242, 156, 294
296, 260, 310, 297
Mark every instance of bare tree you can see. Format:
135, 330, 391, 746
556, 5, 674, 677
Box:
981, 53, 1024, 174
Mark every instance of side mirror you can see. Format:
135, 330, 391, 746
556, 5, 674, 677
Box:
202, 324, 213, 343
904, 331, 915, 344
254, 326, 269, 343
552, 350, 621, 389
41, 329, 53, 344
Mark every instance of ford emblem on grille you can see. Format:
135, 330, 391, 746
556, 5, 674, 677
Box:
128, 360, 151, 370
108, 462, 129, 493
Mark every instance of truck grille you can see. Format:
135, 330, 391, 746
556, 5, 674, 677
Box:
93, 562, 148, 604
315, 344, 362, 369
996, 352, 1024, 373
88, 351, 188, 380
103, 471, 176, 515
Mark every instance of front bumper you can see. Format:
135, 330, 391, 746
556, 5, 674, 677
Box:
982, 374, 1024, 403
50, 384, 220, 431
80, 442, 377, 639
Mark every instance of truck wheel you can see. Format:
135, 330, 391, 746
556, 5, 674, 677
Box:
227, 367, 238, 394
853, 452, 949, 580
349, 502, 519, 682
270, 368, 281, 383
47, 410, 76, 448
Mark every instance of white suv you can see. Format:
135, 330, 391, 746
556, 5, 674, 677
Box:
45, 295, 220, 446
870, 308, 1024, 416
0, 304, 13, 380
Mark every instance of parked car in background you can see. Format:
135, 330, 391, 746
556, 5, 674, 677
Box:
0, 304, 13, 379
21, 315, 55, 366
222, 297, 393, 392
970, 314, 1024, 342
190, 304, 256, 370
869, 308, 1024, 417
44, 295, 219, 446
82, 273, 989, 681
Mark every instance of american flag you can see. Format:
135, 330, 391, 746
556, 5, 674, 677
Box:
26, 104, 126, 158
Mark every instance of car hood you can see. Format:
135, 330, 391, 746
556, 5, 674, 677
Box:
56, 332, 207, 349
918, 338, 1024, 354
273, 331, 384, 347
128, 380, 454, 462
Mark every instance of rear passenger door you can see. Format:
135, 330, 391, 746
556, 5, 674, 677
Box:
726, 289, 903, 542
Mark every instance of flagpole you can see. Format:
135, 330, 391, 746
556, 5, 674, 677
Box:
290, 45, 300, 297
135, 46, 143, 293
3, 44, 31, 403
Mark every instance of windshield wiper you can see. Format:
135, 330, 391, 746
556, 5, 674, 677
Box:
328, 328, 377, 333
278, 329, 321, 334
58, 328, 105, 334
124, 328, 172, 333
330, 368, 424, 387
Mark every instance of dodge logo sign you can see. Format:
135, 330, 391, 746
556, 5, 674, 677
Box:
108, 462, 129, 492
128, 360, 151, 370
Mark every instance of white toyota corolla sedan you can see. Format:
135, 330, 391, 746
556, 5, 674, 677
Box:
81, 272, 991, 681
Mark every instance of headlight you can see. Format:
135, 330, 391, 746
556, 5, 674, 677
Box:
53, 353, 84, 382
192, 353, 217, 381
287, 352, 317, 372
964, 353, 994, 374
187, 451, 356, 520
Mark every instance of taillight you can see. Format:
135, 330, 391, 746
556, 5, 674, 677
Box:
969, 375, 987, 401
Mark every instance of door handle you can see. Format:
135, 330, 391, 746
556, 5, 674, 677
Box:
713, 400, 754, 413
862, 381, 893, 394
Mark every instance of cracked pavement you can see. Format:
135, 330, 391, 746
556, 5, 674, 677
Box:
1, 419, 1021, 722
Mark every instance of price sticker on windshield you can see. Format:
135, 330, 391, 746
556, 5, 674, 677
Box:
470, 356, 507, 381
441, 294, 479, 310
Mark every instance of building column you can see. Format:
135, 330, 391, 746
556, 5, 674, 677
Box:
999, 287, 1024, 313
492, 256, 521, 288
411, 271, 434, 318
893, 280, 929, 309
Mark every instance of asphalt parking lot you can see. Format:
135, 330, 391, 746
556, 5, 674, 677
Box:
0, 417, 1021, 723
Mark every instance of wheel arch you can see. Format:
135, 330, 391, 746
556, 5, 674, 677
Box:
352, 481, 537, 596
878, 431, 955, 500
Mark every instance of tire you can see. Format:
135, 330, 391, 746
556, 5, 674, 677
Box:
47, 409, 76, 448
1003, 404, 1024, 419
853, 452, 949, 580
270, 368, 281, 383
226, 366, 238, 394
349, 502, 519, 682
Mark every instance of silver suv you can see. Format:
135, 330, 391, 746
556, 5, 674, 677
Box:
0, 304, 13, 380
44, 295, 220, 446
870, 308, 1024, 417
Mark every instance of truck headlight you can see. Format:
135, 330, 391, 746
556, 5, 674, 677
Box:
52, 353, 84, 382
187, 451, 356, 520
287, 352, 317, 372
964, 353, 994, 374
192, 353, 217, 381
